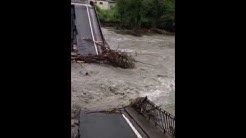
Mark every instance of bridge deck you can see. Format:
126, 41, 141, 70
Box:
71, 3, 104, 56
79, 109, 170, 138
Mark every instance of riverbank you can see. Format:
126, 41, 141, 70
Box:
101, 24, 175, 37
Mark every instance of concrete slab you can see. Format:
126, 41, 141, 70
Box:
71, 3, 104, 56
79, 112, 138, 138
121, 110, 149, 138
74, 5, 97, 56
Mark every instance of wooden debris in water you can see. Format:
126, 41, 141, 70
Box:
73, 46, 135, 69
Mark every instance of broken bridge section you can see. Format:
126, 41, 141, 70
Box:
77, 98, 175, 138
79, 110, 172, 138
79, 112, 139, 138
71, 3, 105, 56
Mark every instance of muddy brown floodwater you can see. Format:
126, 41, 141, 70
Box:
72, 27, 175, 121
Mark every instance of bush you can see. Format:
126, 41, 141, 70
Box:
96, 0, 175, 32
95, 5, 119, 24
161, 0, 175, 32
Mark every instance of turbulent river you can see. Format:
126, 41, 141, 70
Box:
72, 27, 175, 115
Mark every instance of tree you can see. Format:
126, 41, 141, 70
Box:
98, 0, 175, 32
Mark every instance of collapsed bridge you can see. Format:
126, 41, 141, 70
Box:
71, 2, 107, 56
71, 1, 135, 69
78, 97, 175, 138
71, 1, 175, 138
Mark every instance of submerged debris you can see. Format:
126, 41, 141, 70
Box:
72, 45, 135, 69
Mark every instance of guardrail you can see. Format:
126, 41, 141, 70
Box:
132, 97, 175, 137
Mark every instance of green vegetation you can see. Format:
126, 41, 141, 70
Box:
96, 0, 175, 32
95, 5, 120, 25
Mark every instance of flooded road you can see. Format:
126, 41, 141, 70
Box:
72, 27, 175, 116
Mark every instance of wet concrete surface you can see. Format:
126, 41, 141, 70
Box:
80, 112, 137, 138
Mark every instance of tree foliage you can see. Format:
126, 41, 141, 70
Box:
95, 5, 119, 23
96, 0, 175, 32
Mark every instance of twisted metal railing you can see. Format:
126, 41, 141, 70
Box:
132, 97, 175, 137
